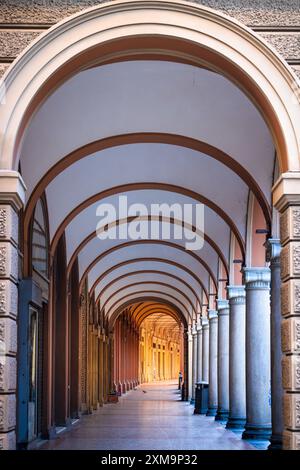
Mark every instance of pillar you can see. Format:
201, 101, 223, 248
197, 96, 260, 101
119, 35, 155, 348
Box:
215, 300, 230, 422
191, 325, 197, 403
0, 171, 25, 450
273, 173, 300, 450
266, 239, 284, 449
242, 267, 271, 441
188, 329, 193, 401
207, 310, 218, 416
202, 318, 209, 383
196, 322, 203, 383
226, 286, 246, 430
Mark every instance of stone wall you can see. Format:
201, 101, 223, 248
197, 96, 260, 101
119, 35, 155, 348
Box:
0, 1, 299, 79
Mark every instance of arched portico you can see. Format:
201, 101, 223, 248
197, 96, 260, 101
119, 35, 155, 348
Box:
0, 0, 300, 451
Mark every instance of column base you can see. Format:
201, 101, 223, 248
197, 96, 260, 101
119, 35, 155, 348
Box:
206, 406, 217, 417
215, 408, 229, 422
268, 433, 282, 450
242, 424, 271, 441
226, 417, 246, 430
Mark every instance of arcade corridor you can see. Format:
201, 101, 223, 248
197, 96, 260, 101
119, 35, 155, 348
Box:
1, 0, 300, 452
41, 382, 254, 450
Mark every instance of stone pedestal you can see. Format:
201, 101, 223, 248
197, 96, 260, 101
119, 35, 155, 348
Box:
196, 322, 202, 383
207, 310, 218, 417
266, 239, 284, 450
215, 300, 229, 422
202, 318, 209, 383
0, 171, 25, 450
226, 286, 246, 430
242, 267, 271, 441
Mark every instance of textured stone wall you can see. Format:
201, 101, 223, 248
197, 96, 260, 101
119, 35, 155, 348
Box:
0, 1, 299, 79
0, 1, 299, 26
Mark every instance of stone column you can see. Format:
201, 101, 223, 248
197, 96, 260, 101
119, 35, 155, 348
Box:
202, 318, 209, 383
266, 239, 284, 449
0, 171, 25, 450
188, 329, 193, 401
207, 310, 218, 416
196, 322, 203, 383
215, 300, 230, 422
242, 267, 271, 441
191, 325, 197, 403
226, 286, 246, 430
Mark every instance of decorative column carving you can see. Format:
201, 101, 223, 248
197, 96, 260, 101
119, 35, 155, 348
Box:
196, 321, 203, 383
273, 172, 300, 449
207, 310, 218, 417
201, 318, 209, 383
0, 171, 25, 450
191, 324, 197, 403
266, 239, 284, 449
215, 299, 230, 422
226, 286, 246, 430
242, 267, 271, 442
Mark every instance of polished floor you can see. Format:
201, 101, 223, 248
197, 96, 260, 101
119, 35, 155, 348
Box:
41, 381, 254, 450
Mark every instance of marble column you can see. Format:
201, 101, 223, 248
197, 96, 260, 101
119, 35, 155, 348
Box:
191, 325, 197, 403
202, 318, 209, 383
207, 310, 218, 416
215, 300, 230, 422
266, 239, 284, 449
0, 171, 25, 450
242, 267, 272, 441
226, 286, 246, 430
196, 322, 203, 383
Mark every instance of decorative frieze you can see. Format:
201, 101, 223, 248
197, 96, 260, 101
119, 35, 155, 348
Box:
281, 318, 300, 353
283, 430, 300, 450
0, 430, 16, 450
0, 394, 16, 431
281, 243, 300, 281
0, 242, 18, 281
0, 318, 17, 355
281, 279, 300, 316
0, 280, 18, 318
283, 393, 300, 430
280, 207, 300, 246
282, 355, 300, 391
0, 357, 16, 392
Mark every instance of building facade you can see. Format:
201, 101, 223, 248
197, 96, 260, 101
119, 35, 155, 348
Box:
0, 0, 300, 451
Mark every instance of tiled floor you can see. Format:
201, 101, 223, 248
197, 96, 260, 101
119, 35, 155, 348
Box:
41, 381, 255, 450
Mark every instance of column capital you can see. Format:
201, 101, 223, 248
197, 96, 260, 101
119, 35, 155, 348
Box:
201, 317, 209, 329
265, 238, 281, 263
227, 285, 245, 304
242, 267, 271, 289
217, 299, 229, 314
208, 309, 218, 321
0, 170, 26, 211
272, 171, 300, 212
196, 322, 202, 332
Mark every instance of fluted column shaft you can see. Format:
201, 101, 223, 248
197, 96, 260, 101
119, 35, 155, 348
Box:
207, 310, 218, 416
266, 239, 283, 449
215, 300, 230, 422
196, 323, 203, 383
226, 286, 246, 430
242, 267, 271, 441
